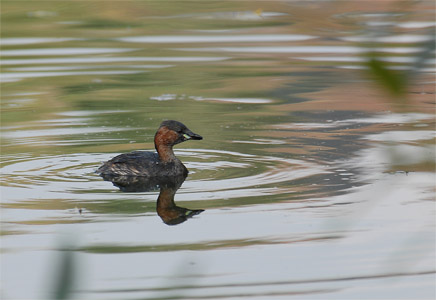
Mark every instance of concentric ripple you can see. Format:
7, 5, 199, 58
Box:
1, 149, 329, 206
179, 149, 329, 199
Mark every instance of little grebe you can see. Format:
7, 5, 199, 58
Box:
96, 120, 202, 177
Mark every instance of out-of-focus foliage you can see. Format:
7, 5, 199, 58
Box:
52, 247, 76, 300
366, 56, 407, 97
364, 29, 435, 101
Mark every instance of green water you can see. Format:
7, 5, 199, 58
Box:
1, 1, 435, 299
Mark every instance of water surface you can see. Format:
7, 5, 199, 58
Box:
1, 1, 435, 299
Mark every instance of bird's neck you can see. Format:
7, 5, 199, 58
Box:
156, 144, 177, 162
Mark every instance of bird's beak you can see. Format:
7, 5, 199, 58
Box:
183, 131, 203, 140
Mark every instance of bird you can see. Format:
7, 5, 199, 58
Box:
96, 120, 202, 178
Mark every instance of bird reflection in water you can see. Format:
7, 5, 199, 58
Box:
100, 174, 204, 225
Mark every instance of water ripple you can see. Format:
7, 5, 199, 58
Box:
1, 47, 137, 56
117, 34, 315, 43
1, 149, 328, 205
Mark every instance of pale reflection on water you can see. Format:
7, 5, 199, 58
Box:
1, 1, 435, 299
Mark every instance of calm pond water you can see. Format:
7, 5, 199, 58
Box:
1, 1, 435, 299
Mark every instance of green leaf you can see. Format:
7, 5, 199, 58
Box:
366, 57, 406, 97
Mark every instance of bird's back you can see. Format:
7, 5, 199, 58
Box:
96, 151, 187, 177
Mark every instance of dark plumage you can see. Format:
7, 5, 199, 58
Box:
96, 120, 202, 177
